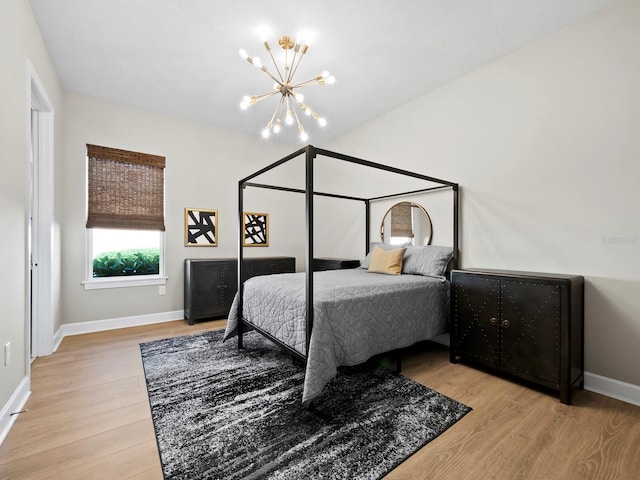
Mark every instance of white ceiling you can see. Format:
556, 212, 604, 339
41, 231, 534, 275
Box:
29, 0, 615, 146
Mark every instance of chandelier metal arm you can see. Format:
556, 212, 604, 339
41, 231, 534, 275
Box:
291, 99, 303, 126
249, 90, 280, 105
256, 63, 284, 88
275, 96, 286, 119
267, 96, 286, 127
291, 78, 325, 89
263, 41, 286, 83
287, 48, 300, 84
298, 101, 323, 121
287, 44, 309, 84
241, 52, 283, 87
288, 96, 308, 139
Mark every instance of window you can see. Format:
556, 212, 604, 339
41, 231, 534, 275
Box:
84, 144, 166, 289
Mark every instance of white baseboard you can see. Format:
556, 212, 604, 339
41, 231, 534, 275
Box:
61, 310, 185, 337
0, 376, 31, 447
53, 325, 64, 352
584, 372, 640, 407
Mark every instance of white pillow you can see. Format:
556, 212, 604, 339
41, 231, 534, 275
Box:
401, 245, 453, 277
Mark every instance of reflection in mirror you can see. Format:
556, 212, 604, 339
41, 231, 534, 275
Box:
380, 202, 433, 246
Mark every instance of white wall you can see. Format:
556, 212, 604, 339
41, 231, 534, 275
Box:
60, 92, 301, 325
328, 0, 640, 387
0, 0, 63, 420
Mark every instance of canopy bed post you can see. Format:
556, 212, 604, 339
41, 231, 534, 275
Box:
365, 199, 371, 254
237, 182, 245, 349
453, 184, 459, 270
305, 145, 316, 353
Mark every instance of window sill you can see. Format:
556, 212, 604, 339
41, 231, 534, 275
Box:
83, 275, 168, 290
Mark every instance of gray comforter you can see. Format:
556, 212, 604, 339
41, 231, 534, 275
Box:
224, 268, 449, 404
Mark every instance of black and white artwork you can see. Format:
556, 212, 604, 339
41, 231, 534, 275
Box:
243, 212, 269, 247
185, 208, 218, 246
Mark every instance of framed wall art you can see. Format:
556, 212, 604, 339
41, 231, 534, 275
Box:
185, 208, 218, 246
243, 212, 269, 247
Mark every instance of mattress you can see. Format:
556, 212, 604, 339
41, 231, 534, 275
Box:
224, 268, 449, 404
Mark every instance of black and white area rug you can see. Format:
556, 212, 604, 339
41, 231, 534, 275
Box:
140, 330, 471, 480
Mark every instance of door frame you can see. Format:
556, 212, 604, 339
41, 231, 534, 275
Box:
27, 62, 55, 359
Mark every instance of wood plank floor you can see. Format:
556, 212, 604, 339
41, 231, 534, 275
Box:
1, 320, 639, 479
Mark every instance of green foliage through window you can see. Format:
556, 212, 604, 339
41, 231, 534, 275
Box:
93, 248, 160, 277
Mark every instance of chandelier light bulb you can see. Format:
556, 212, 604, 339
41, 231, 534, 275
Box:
294, 92, 304, 103
252, 57, 263, 68
285, 109, 294, 125
318, 117, 327, 127
298, 124, 308, 142
326, 75, 336, 85
274, 119, 281, 133
261, 128, 270, 139
239, 49, 248, 60
257, 25, 271, 42
296, 31, 307, 46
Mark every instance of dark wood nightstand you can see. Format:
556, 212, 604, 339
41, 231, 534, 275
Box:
450, 268, 584, 404
313, 258, 361, 271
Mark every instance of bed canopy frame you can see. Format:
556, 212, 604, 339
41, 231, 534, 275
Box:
237, 145, 459, 361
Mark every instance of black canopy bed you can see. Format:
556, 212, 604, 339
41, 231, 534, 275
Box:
224, 145, 459, 405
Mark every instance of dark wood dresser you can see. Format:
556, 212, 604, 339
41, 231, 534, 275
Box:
184, 257, 295, 324
313, 258, 361, 271
450, 269, 584, 404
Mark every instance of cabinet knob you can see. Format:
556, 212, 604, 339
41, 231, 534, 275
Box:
489, 317, 498, 326
502, 319, 511, 329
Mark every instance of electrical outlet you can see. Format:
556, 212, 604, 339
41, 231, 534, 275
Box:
159, 285, 166, 295
4, 342, 10, 366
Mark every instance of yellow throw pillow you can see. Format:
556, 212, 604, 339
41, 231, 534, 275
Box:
367, 246, 406, 275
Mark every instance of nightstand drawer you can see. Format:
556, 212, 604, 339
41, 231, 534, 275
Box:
313, 258, 360, 271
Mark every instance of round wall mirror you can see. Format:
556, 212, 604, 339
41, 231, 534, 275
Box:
380, 202, 433, 246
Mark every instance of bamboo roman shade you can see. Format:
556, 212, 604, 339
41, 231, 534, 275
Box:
390, 203, 414, 238
86, 144, 166, 231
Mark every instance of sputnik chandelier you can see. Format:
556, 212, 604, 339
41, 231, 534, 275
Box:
239, 34, 335, 141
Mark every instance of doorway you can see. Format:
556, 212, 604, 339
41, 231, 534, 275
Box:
28, 64, 55, 360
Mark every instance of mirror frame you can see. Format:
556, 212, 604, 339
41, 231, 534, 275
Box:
380, 201, 433, 245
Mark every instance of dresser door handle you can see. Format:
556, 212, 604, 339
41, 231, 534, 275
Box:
489, 317, 498, 326
502, 319, 511, 329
